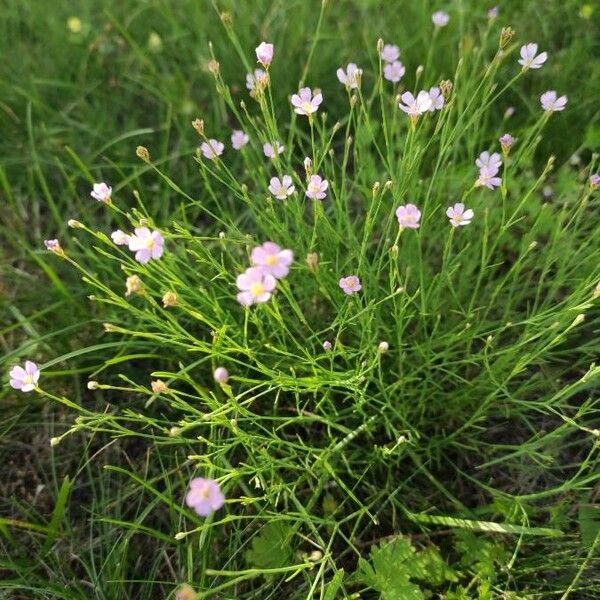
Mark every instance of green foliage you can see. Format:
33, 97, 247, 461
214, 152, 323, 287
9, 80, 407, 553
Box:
244, 521, 294, 570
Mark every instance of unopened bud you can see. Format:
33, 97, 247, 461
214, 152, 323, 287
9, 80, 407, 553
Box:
377, 38, 384, 53
309, 550, 323, 562
220, 11, 232, 26
439, 79, 453, 101
416, 65, 424, 78
103, 322, 117, 332
162, 291, 178, 307
67, 219, 83, 228
192, 118, 204, 136
136, 145, 150, 163
572, 314, 585, 327
125, 275, 143, 296
87, 380, 99, 390
378, 341, 389, 353
50, 437, 60, 447
175, 584, 197, 600
207, 59, 220, 75
500, 26, 514, 49
306, 252, 319, 271
151, 379, 168, 394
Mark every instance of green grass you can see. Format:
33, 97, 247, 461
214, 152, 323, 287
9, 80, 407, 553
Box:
1, 1, 600, 598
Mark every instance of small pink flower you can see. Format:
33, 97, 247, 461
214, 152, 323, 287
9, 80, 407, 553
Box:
518, 43, 547, 70
323, 340, 332, 351
256, 42, 274, 67
185, 477, 225, 517
476, 151, 502, 172
291, 87, 323, 116
428, 86, 444, 111
488, 6, 498, 20
263, 141, 284, 159
432, 11, 450, 27
590, 174, 600, 188
44, 239, 61, 253
540, 91, 567, 112
499, 134, 515, 152
236, 267, 277, 306
476, 166, 502, 190
200, 139, 224, 159
91, 182, 112, 202
268, 175, 295, 200
336, 63, 362, 89
380, 44, 400, 63
306, 175, 329, 200
9, 361, 40, 392
339, 275, 362, 295
231, 130, 249, 150
398, 91, 432, 117
213, 367, 229, 384
246, 69, 269, 91
446, 203, 474, 227
250, 242, 294, 279
111, 230, 130, 245
127, 227, 164, 264
384, 61, 405, 83
396, 203, 421, 229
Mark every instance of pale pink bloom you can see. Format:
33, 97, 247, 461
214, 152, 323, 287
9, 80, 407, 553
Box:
44, 239, 60, 252
380, 44, 400, 63
396, 203, 421, 229
504, 106, 516, 119
291, 87, 323, 116
336, 63, 362, 89
590, 174, 600, 188
255, 42, 274, 67
9, 361, 40, 392
398, 91, 432, 117
432, 11, 450, 27
499, 134, 515, 152
213, 367, 229, 384
111, 230, 130, 245
91, 182, 112, 202
236, 267, 277, 306
323, 340, 332, 351
246, 69, 268, 91
384, 61, 405, 83
428, 86, 444, 111
250, 242, 294, 279
127, 227, 164, 264
446, 203, 474, 227
476, 166, 502, 190
488, 7, 499, 19
200, 139, 224, 159
518, 43, 547, 70
306, 175, 329, 200
185, 477, 225, 516
339, 275, 362, 295
540, 91, 567, 112
263, 141, 284, 159
268, 175, 295, 200
231, 130, 249, 150
476, 151, 502, 172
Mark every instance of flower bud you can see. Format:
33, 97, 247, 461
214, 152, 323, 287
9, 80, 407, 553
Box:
136, 145, 150, 163
439, 79, 453, 101
125, 275, 143, 296
378, 341, 389, 353
306, 252, 319, 272
500, 27, 514, 49
151, 379, 168, 394
207, 59, 220, 75
323, 340, 332, 351
162, 291, 178, 307
213, 367, 229, 384
67, 219, 83, 228
87, 380, 99, 390
192, 118, 204, 136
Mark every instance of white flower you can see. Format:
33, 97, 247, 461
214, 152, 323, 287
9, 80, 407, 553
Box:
336, 63, 362, 89
518, 43, 547, 70
540, 90, 567, 112
446, 203, 474, 227
432, 11, 450, 27
268, 175, 295, 200
398, 90, 432, 117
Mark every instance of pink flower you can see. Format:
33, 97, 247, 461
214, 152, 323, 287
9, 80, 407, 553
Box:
518, 43, 547, 70
9, 361, 40, 392
263, 141, 284, 159
428, 86, 444, 111
488, 6, 498, 20
540, 91, 567, 112
396, 203, 421, 229
446, 203, 474, 227
111, 230, 130, 245
398, 91, 432, 117
476, 151, 502, 172
323, 340, 332, 351
185, 477, 225, 517
291, 87, 323, 116
384, 61, 405, 83
44, 239, 61, 253
499, 133, 515, 152
339, 275, 362, 295
268, 175, 295, 200
432, 11, 450, 27
246, 69, 269, 91
336, 63, 362, 89
231, 130, 249, 150
250, 242, 294, 279
306, 175, 329, 200
476, 166, 502, 190
200, 139, 224, 159
236, 267, 277, 306
590, 174, 600, 188
380, 44, 400, 63
213, 367, 229, 384
91, 182, 112, 202
127, 227, 164, 264
256, 42, 274, 67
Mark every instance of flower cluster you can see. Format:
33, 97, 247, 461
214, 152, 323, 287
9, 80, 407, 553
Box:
379, 42, 405, 83
236, 242, 294, 306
